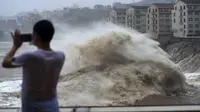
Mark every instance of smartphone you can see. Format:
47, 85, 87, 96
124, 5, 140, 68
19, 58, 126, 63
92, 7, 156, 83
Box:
20, 34, 32, 42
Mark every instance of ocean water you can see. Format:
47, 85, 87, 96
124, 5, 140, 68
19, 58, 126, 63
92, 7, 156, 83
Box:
0, 22, 199, 107
0, 73, 198, 107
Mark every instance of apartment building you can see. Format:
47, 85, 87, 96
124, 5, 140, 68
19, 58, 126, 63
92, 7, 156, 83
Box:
146, 3, 173, 38
126, 6, 149, 33
172, 0, 200, 38
109, 8, 127, 26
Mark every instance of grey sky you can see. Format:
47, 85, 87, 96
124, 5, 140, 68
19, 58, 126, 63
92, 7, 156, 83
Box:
0, 0, 142, 16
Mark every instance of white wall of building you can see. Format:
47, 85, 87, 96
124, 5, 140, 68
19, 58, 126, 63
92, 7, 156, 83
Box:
172, 1, 187, 37
172, 0, 200, 38
126, 6, 147, 33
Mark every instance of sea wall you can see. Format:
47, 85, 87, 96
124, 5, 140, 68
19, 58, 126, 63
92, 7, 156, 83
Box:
158, 36, 200, 72
157, 36, 200, 49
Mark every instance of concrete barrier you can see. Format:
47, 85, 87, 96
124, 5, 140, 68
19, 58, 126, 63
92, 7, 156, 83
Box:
0, 105, 200, 112
157, 36, 200, 49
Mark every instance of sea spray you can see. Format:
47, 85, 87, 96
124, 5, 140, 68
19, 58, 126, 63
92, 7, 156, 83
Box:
57, 22, 186, 106
0, 22, 187, 107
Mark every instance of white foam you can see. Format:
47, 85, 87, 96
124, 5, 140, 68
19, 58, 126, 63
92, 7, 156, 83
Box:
0, 80, 22, 93
184, 73, 200, 86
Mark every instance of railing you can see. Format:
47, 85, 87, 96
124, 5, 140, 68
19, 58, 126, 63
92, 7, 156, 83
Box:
0, 105, 200, 112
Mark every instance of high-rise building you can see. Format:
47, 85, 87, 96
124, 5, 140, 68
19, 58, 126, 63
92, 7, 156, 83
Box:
172, 0, 200, 38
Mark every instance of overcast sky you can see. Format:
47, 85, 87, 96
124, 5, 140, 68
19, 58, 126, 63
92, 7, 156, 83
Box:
0, 0, 142, 16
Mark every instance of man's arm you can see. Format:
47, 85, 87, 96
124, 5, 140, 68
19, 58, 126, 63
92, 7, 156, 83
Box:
2, 46, 20, 68
2, 29, 23, 68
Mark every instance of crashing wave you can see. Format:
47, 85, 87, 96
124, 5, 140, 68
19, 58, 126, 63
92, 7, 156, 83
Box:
0, 23, 189, 107
58, 24, 186, 106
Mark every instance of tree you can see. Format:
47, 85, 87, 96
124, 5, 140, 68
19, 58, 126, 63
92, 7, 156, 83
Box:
94, 4, 104, 10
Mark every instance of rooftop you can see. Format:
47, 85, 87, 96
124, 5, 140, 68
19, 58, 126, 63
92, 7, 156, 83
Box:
131, 5, 149, 9
153, 3, 174, 8
112, 8, 127, 12
179, 0, 200, 4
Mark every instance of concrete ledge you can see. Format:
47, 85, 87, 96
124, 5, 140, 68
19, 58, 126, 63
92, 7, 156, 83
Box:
0, 106, 200, 112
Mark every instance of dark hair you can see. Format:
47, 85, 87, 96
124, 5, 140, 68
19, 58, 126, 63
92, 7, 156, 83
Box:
33, 20, 55, 42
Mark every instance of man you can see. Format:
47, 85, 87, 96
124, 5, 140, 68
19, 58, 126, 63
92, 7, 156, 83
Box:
2, 20, 65, 112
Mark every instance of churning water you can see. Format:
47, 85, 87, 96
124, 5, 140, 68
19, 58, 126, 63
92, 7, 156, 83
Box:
0, 22, 199, 107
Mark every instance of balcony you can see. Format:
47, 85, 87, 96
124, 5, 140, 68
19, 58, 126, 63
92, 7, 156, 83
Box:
179, 20, 184, 25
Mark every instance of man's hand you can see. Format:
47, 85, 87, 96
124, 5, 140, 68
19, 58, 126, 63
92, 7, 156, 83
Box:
11, 29, 22, 49
2, 29, 22, 68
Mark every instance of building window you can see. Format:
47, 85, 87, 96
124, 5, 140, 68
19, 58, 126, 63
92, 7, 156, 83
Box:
184, 12, 186, 16
166, 19, 170, 23
136, 11, 140, 14
174, 12, 175, 16
183, 6, 186, 9
136, 21, 140, 24
189, 18, 193, 21
195, 24, 199, 28
184, 18, 186, 22
180, 19, 183, 23
148, 14, 149, 18
180, 6, 182, 9
189, 12, 193, 15
175, 6, 177, 10
184, 25, 186, 29
160, 30, 164, 32
155, 9, 157, 12
160, 14, 164, 17
136, 26, 140, 29
174, 19, 176, 23
165, 14, 169, 17
195, 11, 199, 15
160, 19, 164, 24
149, 9, 151, 12
148, 20, 149, 24
189, 24, 193, 28
195, 18, 199, 21
165, 25, 170, 29
189, 30, 193, 33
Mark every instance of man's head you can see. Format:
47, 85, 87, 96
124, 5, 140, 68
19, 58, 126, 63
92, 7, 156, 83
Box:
32, 20, 55, 46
